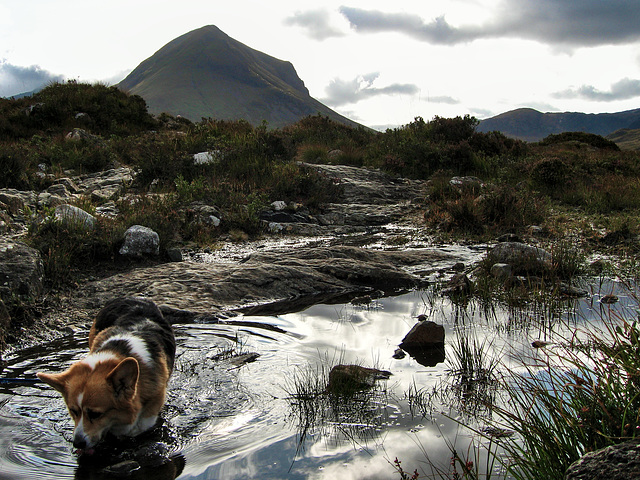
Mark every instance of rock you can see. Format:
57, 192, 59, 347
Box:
54, 204, 96, 230
392, 348, 406, 359
490, 263, 512, 281
0, 190, 35, 215
0, 238, 44, 301
326, 364, 391, 394
442, 273, 472, 296
400, 320, 445, 349
193, 151, 222, 165
496, 233, 523, 243
565, 440, 640, 480
65, 128, 104, 145
259, 210, 315, 224
487, 242, 552, 276
560, 283, 588, 298
119, 225, 160, 257
271, 200, 287, 211
75, 246, 454, 317
184, 202, 222, 227
531, 340, 551, 348
94, 201, 119, 218
327, 149, 343, 160
75, 167, 135, 197
450, 176, 483, 190
166, 248, 183, 262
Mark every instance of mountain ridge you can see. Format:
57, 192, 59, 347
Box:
477, 107, 640, 142
117, 25, 361, 129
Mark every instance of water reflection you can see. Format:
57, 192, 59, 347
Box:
0, 279, 636, 479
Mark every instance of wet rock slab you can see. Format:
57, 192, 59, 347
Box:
73, 245, 456, 320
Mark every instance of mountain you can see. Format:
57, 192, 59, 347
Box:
606, 128, 640, 150
477, 107, 640, 142
118, 25, 360, 129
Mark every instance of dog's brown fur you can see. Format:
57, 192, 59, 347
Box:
37, 297, 175, 452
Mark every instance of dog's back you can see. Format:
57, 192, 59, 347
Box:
89, 297, 176, 373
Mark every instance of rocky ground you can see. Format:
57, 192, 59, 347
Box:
0, 162, 478, 349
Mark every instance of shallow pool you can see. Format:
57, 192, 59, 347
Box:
0, 279, 637, 479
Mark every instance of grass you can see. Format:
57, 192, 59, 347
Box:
399, 280, 640, 480
283, 353, 391, 457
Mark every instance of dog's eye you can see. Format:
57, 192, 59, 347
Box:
86, 409, 103, 422
70, 407, 80, 418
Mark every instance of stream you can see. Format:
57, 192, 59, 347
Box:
0, 275, 637, 479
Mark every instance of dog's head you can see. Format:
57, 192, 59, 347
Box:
37, 356, 140, 452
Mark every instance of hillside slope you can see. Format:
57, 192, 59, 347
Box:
118, 25, 360, 129
477, 107, 640, 142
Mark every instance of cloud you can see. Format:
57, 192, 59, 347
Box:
0, 61, 64, 97
553, 78, 640, 102
284, 9, 345, 40
428, 95, 459, 105
321, 73, 419, 106
339, 1, 640, 48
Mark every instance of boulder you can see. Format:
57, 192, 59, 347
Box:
119, 225, 160, 257
54, 204, 96, 230
400, 320, 445, 349
0, 238, 44, 301
565, 440, 640, 480
486, 242, 552, 275
326, 364, 391, 394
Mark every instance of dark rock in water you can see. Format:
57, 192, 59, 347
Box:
400, 321, 445, 349
565, 439, 640, 480
442, 273, 472, 296
400, 319, 446, 366
392, 348, 406, 359
601, 294, 619, 304
402, 344, 445, 367
327, 364, 391, 394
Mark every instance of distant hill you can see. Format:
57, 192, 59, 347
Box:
606, 128, 640, 150
118, 25, 361, 129
477, 107, 640, 142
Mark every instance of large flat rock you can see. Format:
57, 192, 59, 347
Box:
73, 246, 455, 321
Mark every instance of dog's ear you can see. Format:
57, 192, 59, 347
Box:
37, 371, 68, 394
107, 357, 139, 400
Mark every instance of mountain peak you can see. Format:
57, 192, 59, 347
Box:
118, 25, 358, 128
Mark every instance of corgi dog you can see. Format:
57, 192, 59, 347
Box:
37, 297, 175, 454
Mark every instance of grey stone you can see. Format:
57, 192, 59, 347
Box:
565, 440, 640, 480
0, 238, 44, 301
54, 204, 96, 230
490, 263, 512, 280
487, 242, 552, 275
119, 225, 160, 257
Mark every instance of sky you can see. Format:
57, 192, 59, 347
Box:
2, 0, 640, 129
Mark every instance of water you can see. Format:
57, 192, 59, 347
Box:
0, 279, 637, 479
